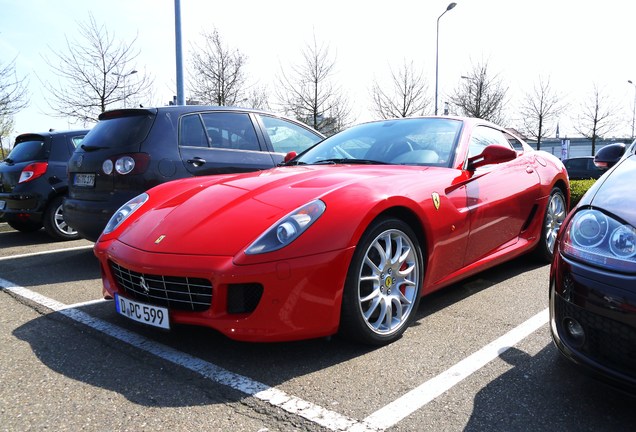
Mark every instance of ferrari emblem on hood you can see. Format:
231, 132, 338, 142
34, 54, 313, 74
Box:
432, 192, 441, 210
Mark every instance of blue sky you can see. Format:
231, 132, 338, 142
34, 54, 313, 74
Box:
2, 0, 636, 141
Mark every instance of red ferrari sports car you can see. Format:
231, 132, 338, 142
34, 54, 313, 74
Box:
94, 116, 569, 345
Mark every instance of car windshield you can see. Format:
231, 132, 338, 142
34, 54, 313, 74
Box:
294, 118, 462, 167
79, 111, 155, 151
6, 138, 47, 163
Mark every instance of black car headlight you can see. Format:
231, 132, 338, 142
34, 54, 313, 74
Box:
102, 193, 149, 235
245, 200, 326, 254
562, 208, 636, 272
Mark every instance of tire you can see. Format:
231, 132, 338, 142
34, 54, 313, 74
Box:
339, 217, 423, 345
43, 196, 80, 241
533, 187, 567, 262
8, 219, 42, 233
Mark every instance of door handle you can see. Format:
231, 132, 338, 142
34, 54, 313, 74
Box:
187, 157, 206, 167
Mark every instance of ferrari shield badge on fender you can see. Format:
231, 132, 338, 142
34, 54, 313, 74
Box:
432, 192, 441, 210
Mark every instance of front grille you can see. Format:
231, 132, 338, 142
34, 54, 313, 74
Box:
556, 295, 636, 378
110, 261, 212, 312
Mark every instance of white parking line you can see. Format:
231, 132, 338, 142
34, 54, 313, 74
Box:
0, 279, 378, 432
363, 309, 549, 430
0, 245, 94, 261
1, 274, 548, 431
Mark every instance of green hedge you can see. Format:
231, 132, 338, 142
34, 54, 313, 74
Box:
570, 179, 596, 208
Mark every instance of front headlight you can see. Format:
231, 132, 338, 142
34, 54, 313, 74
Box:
102, 193, 149, 235
245, 199, 326, 254
561, 208, 636, 272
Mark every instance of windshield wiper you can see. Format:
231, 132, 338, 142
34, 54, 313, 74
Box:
279, 160, 307, 166
312, 158, 388, 165
81, 144, 109, 151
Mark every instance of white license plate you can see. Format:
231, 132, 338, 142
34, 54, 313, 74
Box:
0, 200, 5, 210
115, 293, 170, 329
73, 173, 95, 187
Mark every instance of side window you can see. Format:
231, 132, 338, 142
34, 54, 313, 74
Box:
503, 132, 524, 152
71, 135, 85, 148
180, 114, 209, 148
468, 126, 512, 158
260, 115, 322, 154
200, 112, 260, 151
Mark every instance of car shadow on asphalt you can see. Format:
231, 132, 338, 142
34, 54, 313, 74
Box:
0, 228, 76, 247
0, 247, 99, 286
11, 311, 252, 408
7, 254, 549, 412
413, 255, 545, 321
463, 345, 635, 431
11, 306, 376, 409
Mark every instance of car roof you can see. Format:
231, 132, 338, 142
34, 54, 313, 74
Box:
15, 130, 90, 142
99, 105, 284, 120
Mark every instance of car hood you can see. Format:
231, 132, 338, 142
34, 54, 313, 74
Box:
582, 154, 636, 224
115, 165, 438, 256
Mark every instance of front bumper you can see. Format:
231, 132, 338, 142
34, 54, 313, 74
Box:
94, 239, 356, 342
550, 252, 636, 391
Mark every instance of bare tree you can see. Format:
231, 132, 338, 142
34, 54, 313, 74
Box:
42, 14, 153, 124
0, 57, 29, 158
518, 77, 565, 149
189, 29, 248, 106
450, 60, 508, 124
574, 84, 618, 155
371, 60, 431, 119
276, 35, 352, 136
243, 85, 271, 111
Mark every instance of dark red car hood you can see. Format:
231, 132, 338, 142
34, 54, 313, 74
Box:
580, 154, 636, 224
115, 165, 441, 256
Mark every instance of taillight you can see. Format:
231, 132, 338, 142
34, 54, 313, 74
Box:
19, 162, 48, 183
102, 153, 150, 175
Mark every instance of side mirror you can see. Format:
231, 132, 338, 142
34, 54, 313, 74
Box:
283, 151, 298, 164
594, 143, 626, 170
467, 144, 517, 170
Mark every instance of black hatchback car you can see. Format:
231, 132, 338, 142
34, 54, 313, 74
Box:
64, 106, 324, 241
550, 140, 636, 391
0, 129, 89, 240
562, 156, 604, 180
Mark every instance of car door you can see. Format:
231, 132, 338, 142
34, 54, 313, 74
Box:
462, 126, 541, 265
178, 111, 277, 176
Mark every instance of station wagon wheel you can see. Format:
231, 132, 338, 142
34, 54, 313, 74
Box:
340, 218, 423, 345
43, 196, 80, 241
534, 187, 567, 262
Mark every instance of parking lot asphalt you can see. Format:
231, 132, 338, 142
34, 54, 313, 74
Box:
1, 222, 635, 431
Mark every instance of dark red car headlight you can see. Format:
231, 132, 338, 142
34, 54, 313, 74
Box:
561, 208, 636, 272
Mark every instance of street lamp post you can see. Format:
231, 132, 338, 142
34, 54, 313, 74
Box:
114, 70, 138, 108
435, 2, 457, 116
628, 80, 636, 140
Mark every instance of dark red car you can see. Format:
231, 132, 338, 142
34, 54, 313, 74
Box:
550, 140, 636, 391
94, 116, 569, 345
